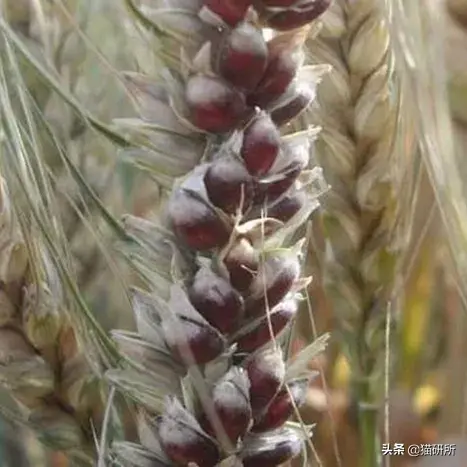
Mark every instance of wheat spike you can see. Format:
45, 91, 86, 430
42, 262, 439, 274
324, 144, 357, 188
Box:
309, 0, 397, 326
309, 0, 398, 361
306, 0, 406, 463
0, 179, 98, 464
0, 2, 109, 463
107, 1, 333, 466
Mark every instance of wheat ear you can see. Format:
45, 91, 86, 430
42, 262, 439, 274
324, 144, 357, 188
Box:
306, 1, 403, 465
0, 177, 99, 465
107, 1, 333, 466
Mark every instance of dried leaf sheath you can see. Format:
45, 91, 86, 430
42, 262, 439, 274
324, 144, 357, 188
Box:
110, 0, 332, 466
0, 180, 97, 464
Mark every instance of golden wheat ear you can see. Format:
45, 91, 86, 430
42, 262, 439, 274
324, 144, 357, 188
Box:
107, 0, 332, 466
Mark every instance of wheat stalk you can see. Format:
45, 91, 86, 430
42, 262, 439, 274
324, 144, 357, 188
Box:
103, 1, 335, 466
305, 0, 407, 464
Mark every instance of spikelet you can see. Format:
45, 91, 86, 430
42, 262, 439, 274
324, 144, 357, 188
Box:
109, 0, 332, 465
0, 179, 98, 465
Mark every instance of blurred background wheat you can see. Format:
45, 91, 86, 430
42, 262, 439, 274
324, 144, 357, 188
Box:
0, 0, 467, 466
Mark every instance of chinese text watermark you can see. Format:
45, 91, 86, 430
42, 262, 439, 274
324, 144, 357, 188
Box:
381, 443, 456, 457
